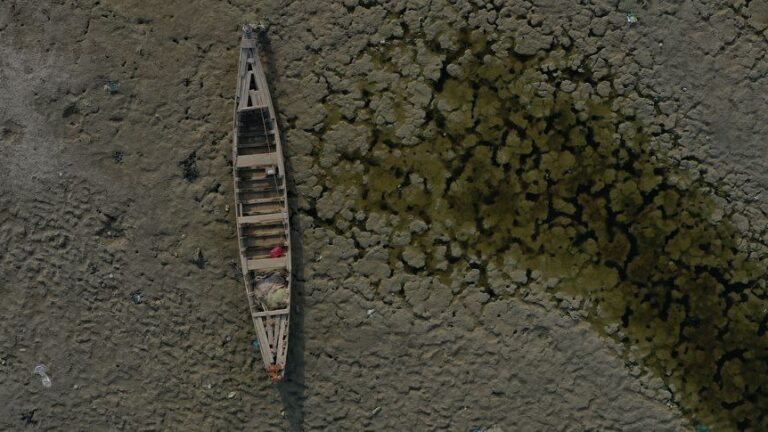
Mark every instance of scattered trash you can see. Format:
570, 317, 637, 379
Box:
33, 364, 52, 388
130, 290, 143, 304
227, 391, 237, 399
695, 426, 711, 432
269, 245, 284, 258
20, 409, 37, 425
366, 308, 376, 318
253, 271, 289, 310
626, 12, 638, 24
112, 150, 124, 164
242, 24, 253, 39
104, 80, 120, 94
222, 335, 232, 345
370, 406, 382, 416
252, 339, 260, 352
193, 248, 206, 269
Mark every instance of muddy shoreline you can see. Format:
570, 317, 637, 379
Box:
1, 1, 767, 430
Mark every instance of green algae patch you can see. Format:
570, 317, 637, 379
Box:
323, 32, 768, 430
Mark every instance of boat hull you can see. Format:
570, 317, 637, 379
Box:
232, 29, 291, 382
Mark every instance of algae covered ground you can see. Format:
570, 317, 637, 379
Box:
323, 29, 768, 429
2, 0, 768, 431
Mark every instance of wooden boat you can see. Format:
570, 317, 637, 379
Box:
232, 25, 291, 382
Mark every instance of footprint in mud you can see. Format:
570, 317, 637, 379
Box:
0, 119, 24, 143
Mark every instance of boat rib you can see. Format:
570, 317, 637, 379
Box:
233, 25, 291, 382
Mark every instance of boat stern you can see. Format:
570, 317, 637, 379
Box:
266, 364, 285, 382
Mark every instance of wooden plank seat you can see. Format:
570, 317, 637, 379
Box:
243, 235, 286, 248
240, 195, 283, 205
242, 203, 284, 216
236, 153, 278, 168
238, 178, 281, 191
238, 212, 288, 225
242, 224, 285, 236
247, 256, 287, 271
239, 190, 283, 202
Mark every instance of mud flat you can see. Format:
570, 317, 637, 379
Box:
1, 1, 767, 430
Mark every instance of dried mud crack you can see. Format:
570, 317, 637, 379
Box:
317, 27, 768, 432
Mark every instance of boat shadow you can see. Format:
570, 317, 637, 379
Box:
259, 31, 306, 432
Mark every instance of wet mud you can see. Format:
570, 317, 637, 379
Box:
2, 0, 768, 431
325, 29, 768, 430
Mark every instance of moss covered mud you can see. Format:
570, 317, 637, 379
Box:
319, 30, 768, 430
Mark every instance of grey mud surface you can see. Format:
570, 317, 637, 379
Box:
0, 0, 766, 431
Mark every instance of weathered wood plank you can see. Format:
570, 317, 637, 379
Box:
247, 256, 287, 271
238, 212, 287, 225
236, 153, 277, 168
254, 318, 273, 363
276, 317, 288, 365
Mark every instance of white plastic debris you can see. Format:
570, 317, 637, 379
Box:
104, 80, 120, 94
34, 364, 52, 388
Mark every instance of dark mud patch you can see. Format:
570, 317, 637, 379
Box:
0, 119, 23, 140
325, 30, 768, 430
178, 151, 199, 182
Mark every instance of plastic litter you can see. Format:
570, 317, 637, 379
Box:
34, 364, 52, 388
193, 248, 206, 269
112, 150, 124, 163
269, 246, 284, 258
104, 80, 120, 94
130, 290, 143, 304
254, 271, 289, 310
695, 426, 711, 432
626, 12, 638, 24
242, 24, 253, 39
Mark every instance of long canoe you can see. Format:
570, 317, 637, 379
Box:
232, 25, 291, 382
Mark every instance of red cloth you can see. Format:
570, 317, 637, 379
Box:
269, 246, 284, 258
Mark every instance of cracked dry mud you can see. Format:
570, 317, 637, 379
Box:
2, 1, 768, 431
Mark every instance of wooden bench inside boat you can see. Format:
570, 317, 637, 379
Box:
247, 256, 288, 271
236, 153, 278, 168
238, 212, 288, 225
